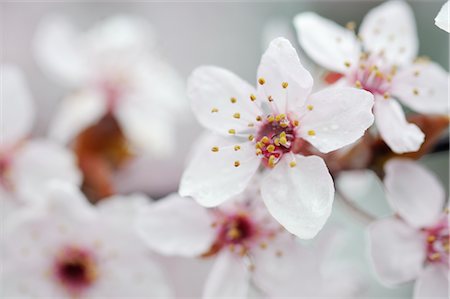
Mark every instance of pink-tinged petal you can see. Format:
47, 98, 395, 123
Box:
374, 97, 424, 154
11, 140, 82, 201
391, 61, 449, 115
116, 96, 176, 157
261, 155, 334, 239
136, 193, 215, 257
298, 87, 374, 153
48, 89, 107, 144
33, 15, 90, 86
257, 37, 313, 112
384, 159, 445, 228
368, 218, 426, 286
202, 251, 249, 299
414, 265, 449, 299
179, 134, 259, 207
435, 1, 450, 33
294, 12, 361, 73
359, 0, 418, 67
1, 65, 34, 146
188, 66, 260, 136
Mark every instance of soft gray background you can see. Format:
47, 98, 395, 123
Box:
2, 1, 449, 298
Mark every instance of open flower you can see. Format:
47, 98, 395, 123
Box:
137, 191, 364, 298
34, 14, 187, 157
435, 1, 449, 33
0, 64, 81, 208
180, 37, 374, 239
368, 159, 449, 299
1, 181, 172, 298
294, 0, 449, 154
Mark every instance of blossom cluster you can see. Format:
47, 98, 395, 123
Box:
1, 1, 448, 298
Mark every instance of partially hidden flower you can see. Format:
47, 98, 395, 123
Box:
435, 1, 449, 33
1, 181, 172, 298
368, 159, 449, 299
180, 37, 374, 239
0, 64, 81, 210
294, 0, 449, 154
137, 191, 364, 298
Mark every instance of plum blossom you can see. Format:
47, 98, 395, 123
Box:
0, 64, 81, 209
1, 181, 172, 298
368, 159, 449, 299
137, 191, 364, 298
435, 1, 449, 33
34, 15, 187, 157
294, 0, 449, 154
180, 37, 374, 239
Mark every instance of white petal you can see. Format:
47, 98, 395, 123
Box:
97, 193, 150, 226
374, 97, 424, 154
115, 96, 176, 157
33, 15, 90, 86
391, 61, 449, 115
384, 159, 445, 228
359, 0, 418, 66
48, 89, 107, 144
202, 251, 249, 299
1, 64, 34, 146
179, 134, 260, 207
188, 66, 260, 136
136, 193, 215, 257
298, 87, 374, 153
294, 12, 361, 73
414, 265, 449, 299
368, 218, 426, 286
257, 37, 313, 112
435, 1, 450, 32
11, 140, 82, 201
261, 155, 334, 239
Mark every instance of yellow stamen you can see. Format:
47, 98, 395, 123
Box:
413, 88, 419, 95
258, 77, 266, 85
211, 146, 219, 152
289, 161, 297, 168
344, 61, 351, 68
250, 94, 256, 101
268, 95, 274, 102
293, 120, 299, 126
261, 136, 270, 144
248, 134, 255, 141
256, 115, 262, 122
308, 130, 316, 136
267, 144, 275, 152
268, 155, 276, 167
233, 112, 240, 119
234, 145, 241, 151
282, 82, 289, 89
230, 97, 237, 103
267, 115, 275, 123
355, 80, 362, 88
228, 129, 236, 135
211, 108, 219, 113
307, 105, 314, 111
234, 161, 240, 167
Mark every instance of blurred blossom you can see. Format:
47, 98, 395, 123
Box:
1, 181, 172, 298
137, 187, 364, 298
368, 159, 449, 299
435, 1, 449, 33
294, 0, 449, 154
33, 15, 190, 200
0, 64, 81, 216
179, 37, 374, 239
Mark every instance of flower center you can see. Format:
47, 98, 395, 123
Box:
425, 217, 449, 266
348, 53, 395, 97
53, 246, 98, 294
255, 113, 298, 168
0, 153, 14, 191
218, 214, 255, 245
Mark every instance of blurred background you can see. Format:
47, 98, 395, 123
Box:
2, 1, 448, 298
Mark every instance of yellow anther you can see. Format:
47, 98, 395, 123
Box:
233, 112, 240, 119
280, 131, 286, 138
387, 75, 393, 82
261, 136, 270, 144
275, 114, 286, 122
268, 155, 276, 167
427, 235, 436, 243
267, 115, 275, 123
258, 77, 266, 85
234, 161, 240, 167
413, 88, 419, 95
307, 105, 314, 111
256, 141, 263, 149
344, 61, 351, 68
308, 130, 316, 136
267, 144, 275, 153
248, 122, 254, 127
355, 80, 362, 88
234, 145, 241, 151
248, 134, 255, 141
250, 94, 256, 101
256, 115, 262, 122
280, 122, 288, 128
255, 148, 262, 155
383, 92, 390, 99
289, 161, 297, 168
279, 137, 287, 145
211, 107, 219, 113
414, 70, 420, 77
274, 138, 280, 146
230, 97, 237, 103
228, 129, 236, 135
268, 95, 274, 102
430, 253, 440, 260
359, 63, 366, 70
282, 82, 288, 89
293, 120, 299, 126
211, 146, 219, 152
259, 243, 267, 249
375, 71, 384, 78
346, 21, 356, 31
